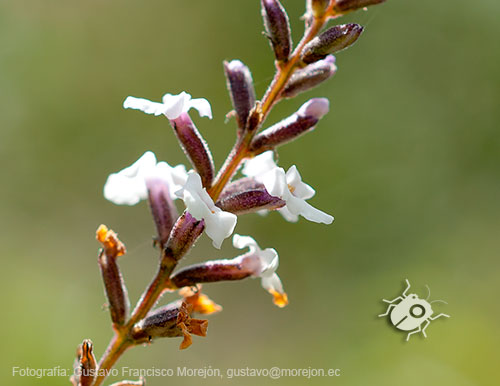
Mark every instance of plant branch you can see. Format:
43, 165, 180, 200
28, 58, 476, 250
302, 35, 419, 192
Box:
208, 9, 334, 201
90, 7, 336, 386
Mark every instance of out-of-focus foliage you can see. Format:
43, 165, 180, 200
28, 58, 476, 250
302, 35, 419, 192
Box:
0, 1, 498, 385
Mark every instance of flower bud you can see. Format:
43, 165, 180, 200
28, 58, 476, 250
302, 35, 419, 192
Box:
132, 302, 208, 350
333, 0, 386, 14
302, 24, 364, 64
250, 98, 329, 152
170, 112, 214, 188
164, 212, 205, 262
220, 177, 263, 198
261, 0, 292, 62
76, 340, 96, 386
281, 55, 336, 99
170, 254, 261, 288
216, 187, 285, 215
224, 60, 256, 130
146, 178, 178, 248
97, 225, 129, 326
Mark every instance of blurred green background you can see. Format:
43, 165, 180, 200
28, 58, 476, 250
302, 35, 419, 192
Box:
1, 0, 499, 385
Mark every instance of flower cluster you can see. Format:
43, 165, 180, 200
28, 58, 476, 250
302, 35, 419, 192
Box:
72, 1, 388, 385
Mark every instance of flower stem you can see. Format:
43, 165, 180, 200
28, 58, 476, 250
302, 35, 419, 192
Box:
90, 8, 334, 386
208, 11, 331, 201
93, 259, 174, 386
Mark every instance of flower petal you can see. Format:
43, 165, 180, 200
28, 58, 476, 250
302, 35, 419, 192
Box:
262, 167, 289, 199
162, 92, 191, 119
277, 207, 299, 222
286, 165, 315, 199
179, 172, 237, 249
232, 234, 259, 253
189, 98, 213, 119
103, 151, 157, 205
123, 96, 166, 116
286, 195, 333, 224
242, 151, 277, 180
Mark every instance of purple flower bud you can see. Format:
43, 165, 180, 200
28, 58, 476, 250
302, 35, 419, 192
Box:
164, 212, 205, 262
333, 0, 386, 14
281, 55, 337, 99
261, 0, 292, 62
250, 98, 329, 152
302, 24, 364, 64
220, 177, 263, 198
224, 60, 256, 130
146, 178, 178, 248
170, 255, 261, 288
96, 225, 129, 326
170, 113, 214, 188
98, 251, 130, 326
216, 188, 285, 215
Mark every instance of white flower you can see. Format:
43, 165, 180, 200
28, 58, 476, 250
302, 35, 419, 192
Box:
233, 234, 288, 307
262, 165, 334, 224
104, 151, 188, 206
176, 171, 237, 249
123, 91, 212, 120
243, 151, 333, 224
242, 151, 277, 182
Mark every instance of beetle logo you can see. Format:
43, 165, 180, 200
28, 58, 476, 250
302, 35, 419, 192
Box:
379, 279, 450, 341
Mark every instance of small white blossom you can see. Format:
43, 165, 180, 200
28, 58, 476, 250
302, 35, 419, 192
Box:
104, 151, 188, 206
176, 171, 237, 249
262, 165, 334, 224
243, 151, 333, 224
123, 91, 212, 120
233, 234, 288, 307
242, 151, 277, 182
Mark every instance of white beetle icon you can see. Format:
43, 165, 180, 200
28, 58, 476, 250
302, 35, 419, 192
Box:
379, 279, 450, 341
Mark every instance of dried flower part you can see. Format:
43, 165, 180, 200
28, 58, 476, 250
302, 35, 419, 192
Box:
108, 379, 145, 386
96, 225, 126, 259
170, 255, 261, 288
302, 24, 364, 64
176, 302, 209, 349
333, 0, 386, 14
224, 60, 256, 130
281, 55, 337, 99
99, 249, 130, 325
76, 340, 96, 386
132, 302, 208, 350
146, 178, 178, 248
307, 0, 330, 17
170, 113, 215, 188
216, 187, 286, 215
270, 290, 289, 308
261, 0, 292, 62
250, 98, 329, 153
164, 212, 205, 261
179, 285, 222, 314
